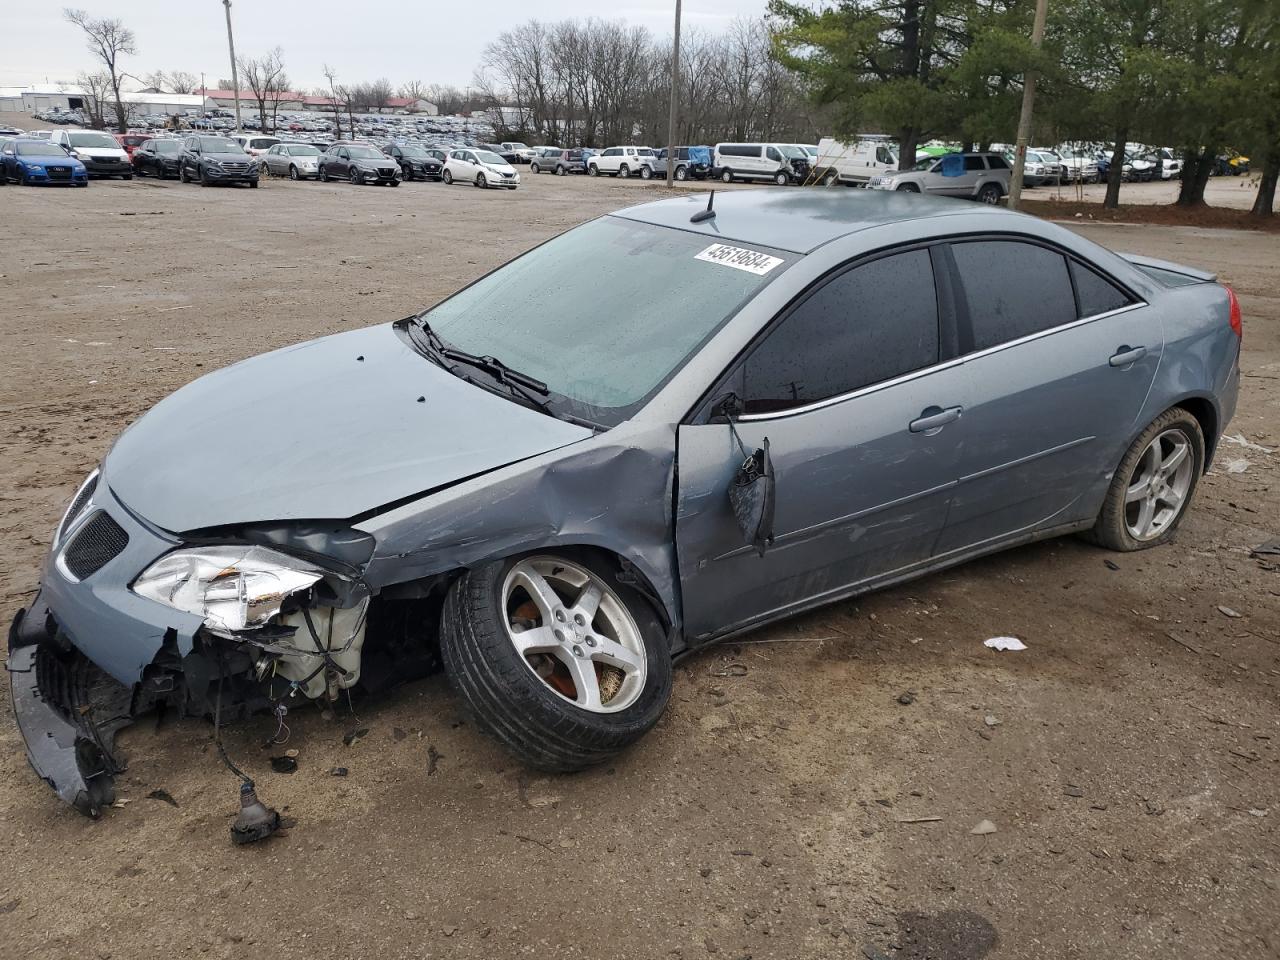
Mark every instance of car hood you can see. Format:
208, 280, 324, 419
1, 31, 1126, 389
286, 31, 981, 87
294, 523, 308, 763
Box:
22, 153, 80, 163
72, 146, 128, 159
204, 151, 251, 161
354, 157, 394, 168
104, 324, 594, 533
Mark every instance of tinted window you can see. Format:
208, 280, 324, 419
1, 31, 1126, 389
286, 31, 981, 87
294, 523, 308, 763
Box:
1071, 261, 1132, 316
742, 250, 939, 414
963, 155, 985, 171
766, 147, 782, 161
952, 241, 1075, 351
987, 155, 1010, 170
720, 144, 758, 158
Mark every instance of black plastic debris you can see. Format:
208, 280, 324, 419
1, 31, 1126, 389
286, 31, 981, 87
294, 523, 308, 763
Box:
1250, 538, 1280, 559
270, 756, 298, 774
343, 727, 370, 746
230, 781, 281, 845
427, 745, 442, 776
1104, 559, 1120, 571
329, 766, 349, 777
147, 788, 179, 807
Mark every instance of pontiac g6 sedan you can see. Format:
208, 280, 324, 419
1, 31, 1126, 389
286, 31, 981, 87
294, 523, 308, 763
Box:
10, 191, 1241, 817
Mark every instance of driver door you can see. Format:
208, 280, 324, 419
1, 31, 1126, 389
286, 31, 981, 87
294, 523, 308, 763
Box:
674, 246, 966, 645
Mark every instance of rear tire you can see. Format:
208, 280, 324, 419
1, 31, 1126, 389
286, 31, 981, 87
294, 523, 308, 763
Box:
822, 170, 839, 186
443, 168, 453, 184
1086, 408, 1204, 552
977, 183, 1002, 204
675, 165, 688, 181
440, 552, 673, 772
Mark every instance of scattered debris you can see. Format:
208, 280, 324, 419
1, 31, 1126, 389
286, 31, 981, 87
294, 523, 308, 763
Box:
230, 781, 281, 845
1250, 538, 1280, 559
427, 745, 443, 776
1165, 632, 1202, 655
984, 715, 1001, 727
1063, 785, 1085, 798
1249, 808, 1268, 818
984, 636, 1027, 651
1217, 605, 1243, 619
112, 798, 132, 808
970, 819, 997, 835
1104, 559, 1120, 571
146, 788, 179, 807
897, 691, 916, 706
393, 726, 408, 741
343, 726, 371, 746
329, 766, 349, 777
710, 663, 749, 677
1222, 432, 1275, 454
896, 816, 943, 824
1223, 459, 1250, 474
270, 756, 298, 774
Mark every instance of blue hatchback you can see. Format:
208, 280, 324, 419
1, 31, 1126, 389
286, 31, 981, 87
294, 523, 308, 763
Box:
1, 138, 89, 186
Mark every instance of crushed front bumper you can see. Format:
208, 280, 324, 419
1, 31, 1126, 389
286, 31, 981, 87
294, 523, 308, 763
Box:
8, 598, 130, 817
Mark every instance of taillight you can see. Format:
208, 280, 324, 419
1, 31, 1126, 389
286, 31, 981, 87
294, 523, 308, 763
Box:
1225, 285, 1243, 339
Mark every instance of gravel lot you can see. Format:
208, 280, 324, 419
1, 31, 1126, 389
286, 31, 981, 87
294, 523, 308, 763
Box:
1, 168, 1277, 960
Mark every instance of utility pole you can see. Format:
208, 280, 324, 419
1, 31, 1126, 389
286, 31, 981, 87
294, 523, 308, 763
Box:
222, 0, 242, 133
664, 0, 683, 187
1007, 0, 1049, 210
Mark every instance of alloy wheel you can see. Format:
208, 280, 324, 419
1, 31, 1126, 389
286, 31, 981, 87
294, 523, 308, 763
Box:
501, 557, 648, 714
1124, 428, 1194, 541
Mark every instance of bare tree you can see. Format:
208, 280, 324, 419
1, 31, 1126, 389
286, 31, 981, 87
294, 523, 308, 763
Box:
143, 69, 168, 91
168, 70, 198, 95
74, 71, 111, 128
399, 80, 428, 110
239, 47, 288, 131
64, 8, 136, 131
426, 83, 468, 114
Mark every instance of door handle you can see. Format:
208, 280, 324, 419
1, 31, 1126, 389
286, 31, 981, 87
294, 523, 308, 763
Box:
909, 405, 963, 434
1109, 345, 1147, 367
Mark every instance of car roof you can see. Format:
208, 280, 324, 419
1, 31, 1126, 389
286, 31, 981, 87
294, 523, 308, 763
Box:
610, 189, 1023, 255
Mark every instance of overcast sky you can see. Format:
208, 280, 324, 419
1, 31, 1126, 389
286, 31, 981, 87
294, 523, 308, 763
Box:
4, 0, 764, 93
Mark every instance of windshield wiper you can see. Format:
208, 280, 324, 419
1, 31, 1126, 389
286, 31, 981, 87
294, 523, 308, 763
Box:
410, 317, 552, 413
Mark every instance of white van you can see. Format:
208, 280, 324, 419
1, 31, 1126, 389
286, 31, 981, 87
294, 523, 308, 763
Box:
812, 138, 899, 185
713, 143, 809, 184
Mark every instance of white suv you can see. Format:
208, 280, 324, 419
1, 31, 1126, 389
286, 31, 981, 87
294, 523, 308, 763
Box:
868, 152, 1010, 203
587, 146, 658, 179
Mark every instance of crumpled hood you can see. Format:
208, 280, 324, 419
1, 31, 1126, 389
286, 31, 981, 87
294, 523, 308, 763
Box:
104, 325, 593, 532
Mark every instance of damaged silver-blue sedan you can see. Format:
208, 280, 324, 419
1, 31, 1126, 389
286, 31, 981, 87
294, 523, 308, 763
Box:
10, 190, 1242, 822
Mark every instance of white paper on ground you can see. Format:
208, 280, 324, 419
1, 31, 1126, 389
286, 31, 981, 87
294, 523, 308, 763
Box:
984, 636, 1027, 651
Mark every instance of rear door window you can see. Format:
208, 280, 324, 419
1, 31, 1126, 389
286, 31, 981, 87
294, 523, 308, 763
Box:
963, 155, 986, 171
951, 240, 1076, 351
741, 249, 940, 414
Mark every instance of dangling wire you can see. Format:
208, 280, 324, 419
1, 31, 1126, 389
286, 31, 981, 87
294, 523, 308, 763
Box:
213, 659, 251, 785
267, 702, 290, 745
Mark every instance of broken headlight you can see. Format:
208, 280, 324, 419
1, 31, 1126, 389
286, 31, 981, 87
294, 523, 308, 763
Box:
132, 546, 329, 638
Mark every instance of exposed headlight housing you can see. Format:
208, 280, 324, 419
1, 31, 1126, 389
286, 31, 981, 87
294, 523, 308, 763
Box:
133, 545, 329, 638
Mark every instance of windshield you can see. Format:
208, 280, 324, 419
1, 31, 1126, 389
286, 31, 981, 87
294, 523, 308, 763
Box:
475, 150, 505, 165
780, 145, 807, 159
250, 138, 279, 149
346, 145, 383, 159
400, 145, 427, 156
67, 132, 118, 148
153, 140, 180, 154
422, 217, 790, 423
199, 137, 243, 152
506, 142, 528, 150
910, 155, 939, 171
288, 145, 320, 156
16, 141, 61, 156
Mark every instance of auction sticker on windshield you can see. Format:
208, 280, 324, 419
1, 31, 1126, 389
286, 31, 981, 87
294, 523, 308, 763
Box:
695, 243, 784, 276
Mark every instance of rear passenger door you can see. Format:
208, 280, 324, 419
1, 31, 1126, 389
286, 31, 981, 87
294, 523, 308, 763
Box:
934, 238, 1161, 555
676, 247, 966, 643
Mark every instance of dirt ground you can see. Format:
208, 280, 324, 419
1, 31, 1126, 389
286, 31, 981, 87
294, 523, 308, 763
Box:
1, 155, 1277, 960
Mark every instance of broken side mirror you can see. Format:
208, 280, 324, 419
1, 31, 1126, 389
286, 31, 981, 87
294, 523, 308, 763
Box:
728, 433, 775, 558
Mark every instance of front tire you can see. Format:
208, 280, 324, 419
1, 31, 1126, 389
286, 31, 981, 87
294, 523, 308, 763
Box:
720, 168, 733, 183
618, 164, 630, 179
773, 170, 789, 185
1087, 408, 1204, 551
896, 182, 921, 192
289, 165, 300, 181
440, 552, 673, 772
476, 172, 487, 188
349, 168, 360, 185
587, 164, 599, 177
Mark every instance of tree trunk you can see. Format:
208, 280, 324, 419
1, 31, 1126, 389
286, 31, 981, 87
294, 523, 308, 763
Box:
897, 129, 919, 173
1176, 148, 1213, 206
1104, 128, 1127, 209
1252, 153, 1279, 217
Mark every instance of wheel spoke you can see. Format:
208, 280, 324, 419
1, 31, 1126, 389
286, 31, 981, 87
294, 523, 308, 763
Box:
589, 637, 643, 676
1126, 476, 1152, 503
565, 656, 603, 710
512, 569, 562, 622
1135, 497, 1155, 536
1160, 442, 1189, 475
573, 581, 604, 624
509, 625, 559, 656
1158, 487, 1183, 510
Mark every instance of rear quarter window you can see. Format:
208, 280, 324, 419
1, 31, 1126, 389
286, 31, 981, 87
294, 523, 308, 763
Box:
1070, 261, 1133, 316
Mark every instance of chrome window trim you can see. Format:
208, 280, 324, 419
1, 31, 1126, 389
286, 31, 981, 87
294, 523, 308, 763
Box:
736, 301, 1148, 423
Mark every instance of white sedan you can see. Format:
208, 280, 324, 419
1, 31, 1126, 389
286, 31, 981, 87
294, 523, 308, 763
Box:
442, 148, 521, 189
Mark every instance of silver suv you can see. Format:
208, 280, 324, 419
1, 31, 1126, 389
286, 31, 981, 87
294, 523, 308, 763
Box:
868, 152, 1011, 203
